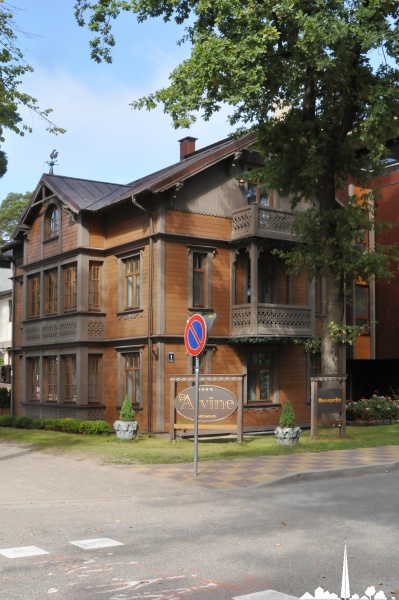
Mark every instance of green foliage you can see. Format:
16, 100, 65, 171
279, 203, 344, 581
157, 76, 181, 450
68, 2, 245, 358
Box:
119, 395, 136, 422
0, 191, 31, 244
14, 415, 33, 428
42, 418, 57, 430
89, 420, 110, 435
279, 400, 296, 428
58, 418, 82, 433
0, 6, 65, 177
79, 420, 92, 435
0, 413, 14, 426
29, 419, 44, 430
347, 395, 399, 423
327, 321, 376, 345
74, 0, 399, 375
293, 337, 322, 354
0, 386, 10, 408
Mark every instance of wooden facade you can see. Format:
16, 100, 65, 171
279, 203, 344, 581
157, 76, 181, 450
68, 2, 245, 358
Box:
5, 134, 333, 432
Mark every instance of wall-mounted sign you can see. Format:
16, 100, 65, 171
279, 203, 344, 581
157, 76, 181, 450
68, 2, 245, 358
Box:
175, 385, 238, 423
168, 352, 174, 363
317, 388, 343, 415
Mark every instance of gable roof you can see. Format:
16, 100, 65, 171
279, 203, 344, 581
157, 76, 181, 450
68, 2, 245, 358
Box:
40, 132, 257, 214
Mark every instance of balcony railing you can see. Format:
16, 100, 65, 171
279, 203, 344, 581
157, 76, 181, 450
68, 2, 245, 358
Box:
23, 314, 105, 346
232, 204, 297, 241
232, 303, 312, 336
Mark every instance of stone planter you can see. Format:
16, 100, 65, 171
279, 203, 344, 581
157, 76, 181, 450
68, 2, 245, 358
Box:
274, 426, 302, 446
114, 420, 139, 440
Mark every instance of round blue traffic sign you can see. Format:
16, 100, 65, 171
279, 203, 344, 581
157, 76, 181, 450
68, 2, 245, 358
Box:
184, 314, 207, 356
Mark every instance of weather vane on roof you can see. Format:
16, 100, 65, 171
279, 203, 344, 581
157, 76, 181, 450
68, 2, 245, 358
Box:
46, 149, 59, 175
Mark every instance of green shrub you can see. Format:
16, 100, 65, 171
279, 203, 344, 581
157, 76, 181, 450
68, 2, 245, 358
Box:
88, 420, 110, 435
0, 414, 15, 427
14, 416, 33, 429
79, 420, 92, 435
52, 418, 63, 431
59, 418, 81, 433
30, 419, 44, 430
42, 418, 57, 430
279, 400, 296, 428
0, 387, 10, 408
119, 395, 136, 422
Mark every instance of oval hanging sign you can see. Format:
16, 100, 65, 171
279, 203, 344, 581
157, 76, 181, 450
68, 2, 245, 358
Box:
175, 385, 238, 423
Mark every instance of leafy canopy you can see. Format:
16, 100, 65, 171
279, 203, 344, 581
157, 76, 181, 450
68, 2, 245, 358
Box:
0, 2, 65, 177
0, 191, 30, 245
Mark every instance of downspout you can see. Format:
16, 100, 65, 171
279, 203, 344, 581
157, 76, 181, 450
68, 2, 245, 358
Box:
132, 196, 154, 435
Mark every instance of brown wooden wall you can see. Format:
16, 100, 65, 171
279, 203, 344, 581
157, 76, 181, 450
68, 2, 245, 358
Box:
166, 210, 231, 240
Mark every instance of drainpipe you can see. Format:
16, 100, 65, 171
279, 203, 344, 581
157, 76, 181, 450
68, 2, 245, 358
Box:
131, 196, 154, 435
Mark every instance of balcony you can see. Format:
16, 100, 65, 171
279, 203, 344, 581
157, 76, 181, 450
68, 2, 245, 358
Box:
232, 303, 312, 337
232, 204, 296, 241
23, 314, 105, 347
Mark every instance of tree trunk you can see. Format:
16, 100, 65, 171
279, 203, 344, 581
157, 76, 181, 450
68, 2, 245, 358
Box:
317, 160, 344, 376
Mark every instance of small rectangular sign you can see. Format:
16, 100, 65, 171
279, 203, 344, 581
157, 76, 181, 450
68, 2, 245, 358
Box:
317, 388, 343, 415
168, 352, 174, 363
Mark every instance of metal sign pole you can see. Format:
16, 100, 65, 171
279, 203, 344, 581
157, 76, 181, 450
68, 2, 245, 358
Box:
194, 355, 200, 477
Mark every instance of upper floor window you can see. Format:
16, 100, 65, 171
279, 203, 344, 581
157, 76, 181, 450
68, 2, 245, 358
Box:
355, 284, 369, 329
28, 273, 41, 318
8, 299, 12, 322
89, 262, 102, 311
125, 256, 141, 310
45, 269, 58, 315
45, 205, 59, 239
193, 253, 207, 307
247, 183, 271, 206
63, 264, 77, 312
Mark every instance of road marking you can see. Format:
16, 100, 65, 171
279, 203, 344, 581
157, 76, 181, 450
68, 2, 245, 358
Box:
69, 537, 124, 550
0, 545, 49, 558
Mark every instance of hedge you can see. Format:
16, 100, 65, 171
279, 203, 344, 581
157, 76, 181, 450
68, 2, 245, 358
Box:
0, 414, 110, 435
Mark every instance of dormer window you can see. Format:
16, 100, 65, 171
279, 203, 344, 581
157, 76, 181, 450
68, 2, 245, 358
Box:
45, 205, 59, 239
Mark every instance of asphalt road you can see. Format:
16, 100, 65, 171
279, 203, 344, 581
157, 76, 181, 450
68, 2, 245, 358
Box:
1, 449, 399, 600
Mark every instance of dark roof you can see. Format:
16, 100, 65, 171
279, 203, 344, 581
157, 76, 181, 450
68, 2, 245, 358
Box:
16, 133, 257, 232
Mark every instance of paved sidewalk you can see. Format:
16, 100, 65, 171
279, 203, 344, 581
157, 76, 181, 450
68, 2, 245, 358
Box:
1, 440, 399, 504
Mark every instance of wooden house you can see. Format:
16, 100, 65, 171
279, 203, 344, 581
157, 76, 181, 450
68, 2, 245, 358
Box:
4, 134, 328, 433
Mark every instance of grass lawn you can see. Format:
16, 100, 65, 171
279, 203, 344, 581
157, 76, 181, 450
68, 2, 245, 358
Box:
0, 423, 398, 465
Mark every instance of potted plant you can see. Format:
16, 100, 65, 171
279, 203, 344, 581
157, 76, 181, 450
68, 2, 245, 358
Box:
274, 399, 301, 446
114, 395, 139, 440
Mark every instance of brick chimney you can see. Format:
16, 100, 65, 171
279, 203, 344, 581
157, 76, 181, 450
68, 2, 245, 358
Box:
179, 136, 197, 160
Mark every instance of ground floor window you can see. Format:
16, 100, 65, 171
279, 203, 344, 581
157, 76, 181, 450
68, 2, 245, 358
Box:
27, 358, 40, 401
88, 355, 101, 403
61, 356, 76, 402
247, 351, 274, 402
44, 356, 58, 401
124, 352, 141, 405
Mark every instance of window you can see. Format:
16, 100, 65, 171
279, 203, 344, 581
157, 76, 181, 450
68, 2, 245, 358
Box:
45, 205, 59, 239
193, 253, 207, 307
258, 255, 274, 304
88, 355, 101, 403
8, 299, 12, 322
247, 183, 271, 206
63, 264, 77, 312
43, 357, 57, 401
247, 352, 274, 402
28, 273, 40, 318
125, 256, 140, 309
27, 358, 40, 401
61, 356, 76, 403
45, 269, 58, 315
89, 262, 102, 311
355, 284, 369, 328
124, 352, 141, 405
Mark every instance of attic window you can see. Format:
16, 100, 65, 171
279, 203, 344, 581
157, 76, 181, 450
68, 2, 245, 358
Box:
45, 205, 59, 239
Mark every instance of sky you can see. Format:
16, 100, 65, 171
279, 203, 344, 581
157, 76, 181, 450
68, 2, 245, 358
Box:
0, 1, 233, 199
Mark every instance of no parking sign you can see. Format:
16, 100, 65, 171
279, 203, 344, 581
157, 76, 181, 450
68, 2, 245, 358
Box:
184, 313, 216, 356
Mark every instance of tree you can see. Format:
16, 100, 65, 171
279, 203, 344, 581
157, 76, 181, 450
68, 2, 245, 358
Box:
0, 191, 30, 245
0, 3, 64, 177
75, 0, 399, 375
